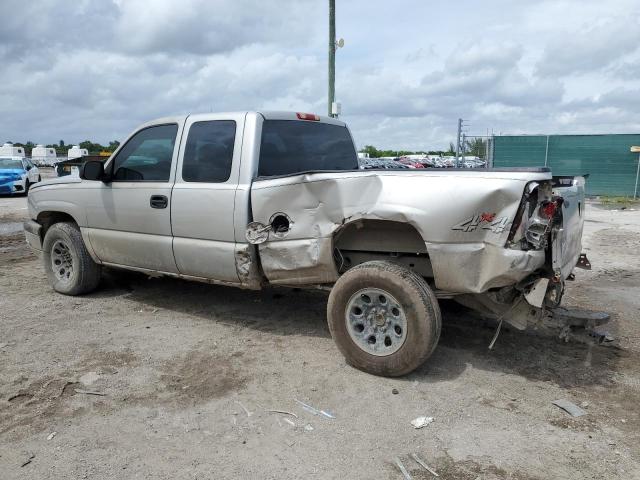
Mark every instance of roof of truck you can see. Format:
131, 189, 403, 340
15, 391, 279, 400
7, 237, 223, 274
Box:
141, 111, 346, 129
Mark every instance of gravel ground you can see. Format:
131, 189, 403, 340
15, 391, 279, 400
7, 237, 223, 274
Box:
1, 183, 639, 479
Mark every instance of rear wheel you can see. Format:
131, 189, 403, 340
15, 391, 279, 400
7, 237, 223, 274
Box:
327, 261, 441, 377
23, 180, 30, 195
43, 222, 101, 295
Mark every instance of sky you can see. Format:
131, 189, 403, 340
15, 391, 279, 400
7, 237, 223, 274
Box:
1, 0, 639, 150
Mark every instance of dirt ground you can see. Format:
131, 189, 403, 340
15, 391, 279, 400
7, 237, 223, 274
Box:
1, 178, 639, 479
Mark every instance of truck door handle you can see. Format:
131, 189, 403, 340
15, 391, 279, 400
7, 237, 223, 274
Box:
150, 195, 168, 209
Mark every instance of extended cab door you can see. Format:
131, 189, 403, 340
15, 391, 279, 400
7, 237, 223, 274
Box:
85, 121, 183, 273
171, 113, 246, 282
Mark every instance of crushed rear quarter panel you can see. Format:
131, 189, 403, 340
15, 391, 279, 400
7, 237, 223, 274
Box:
250, 170, 552, 291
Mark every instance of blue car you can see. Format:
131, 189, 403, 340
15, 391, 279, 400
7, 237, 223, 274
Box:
0, 157, 41, 195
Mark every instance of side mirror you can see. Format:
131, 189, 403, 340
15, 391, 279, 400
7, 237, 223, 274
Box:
81, 160, 105, 181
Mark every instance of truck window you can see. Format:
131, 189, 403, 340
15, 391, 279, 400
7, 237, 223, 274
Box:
111, 124, 178, 181
258, 120, 358, 177
182, 120, 236, 182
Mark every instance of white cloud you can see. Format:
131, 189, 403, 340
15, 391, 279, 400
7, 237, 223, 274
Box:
0, 0, 638, 149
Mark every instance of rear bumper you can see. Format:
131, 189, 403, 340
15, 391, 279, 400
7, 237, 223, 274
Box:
23, 220, 43, 252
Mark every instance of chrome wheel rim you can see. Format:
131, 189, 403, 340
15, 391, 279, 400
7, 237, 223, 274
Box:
51, 240, 74, 283
345, 288, 407, 356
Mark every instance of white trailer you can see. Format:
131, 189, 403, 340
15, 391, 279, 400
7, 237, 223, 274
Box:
0, 143, 25, 157
31, 145, 58, 166
67, 146, 89, 160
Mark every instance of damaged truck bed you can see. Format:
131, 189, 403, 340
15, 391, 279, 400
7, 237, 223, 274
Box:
24, 111, 590, 376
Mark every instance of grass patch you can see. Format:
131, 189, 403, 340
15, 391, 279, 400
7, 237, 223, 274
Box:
598, 196, 639, 208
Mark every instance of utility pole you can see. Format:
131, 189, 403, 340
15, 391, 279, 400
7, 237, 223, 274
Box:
455, 118, 462, 167
328, 0, 336, 118
461, 133, 466, 165
455, 118, 468, 167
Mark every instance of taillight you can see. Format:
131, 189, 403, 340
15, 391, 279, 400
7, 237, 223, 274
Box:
296, 112, 320, 121
541, 201, 558, 219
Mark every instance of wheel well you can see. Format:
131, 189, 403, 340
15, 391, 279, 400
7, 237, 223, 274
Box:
333, 220, 432, 277
37, 212, 77, 239
334, 219, 427, 253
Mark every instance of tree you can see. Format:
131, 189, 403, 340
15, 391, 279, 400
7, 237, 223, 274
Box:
107, 140, 120, 152
465, 138, 486, 158
59, 140, 65, 147
360, 145, 380, 157
79, 140, 99, 153
24, 141, 35, 156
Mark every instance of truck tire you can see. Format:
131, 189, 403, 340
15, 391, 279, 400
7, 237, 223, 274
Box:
327, 261, 441, 377
43, 222, 101, 295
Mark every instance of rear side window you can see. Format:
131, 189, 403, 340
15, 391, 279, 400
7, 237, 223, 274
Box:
258, 120, 358, 177
182, 120, 236, 182
112, 124, 178, 181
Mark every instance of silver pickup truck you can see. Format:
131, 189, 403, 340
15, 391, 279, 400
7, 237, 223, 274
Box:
24, 111, 587, 376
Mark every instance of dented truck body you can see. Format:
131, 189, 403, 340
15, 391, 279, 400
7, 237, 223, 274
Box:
25, 111, 588, 374
250, 168, 586, 330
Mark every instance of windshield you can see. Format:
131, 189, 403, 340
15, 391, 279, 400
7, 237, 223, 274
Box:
258, 120, 358, 177
0, 158, 23, 169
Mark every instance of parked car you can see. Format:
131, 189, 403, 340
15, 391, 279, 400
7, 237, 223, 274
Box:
24, 111, 588, 376
397, 157, 426, 168
0, 157, 40, 195
359, 158, 410, 169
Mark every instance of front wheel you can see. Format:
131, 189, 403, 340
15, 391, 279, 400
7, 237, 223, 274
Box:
43, 222, 102, 295
327, 261, 441, 377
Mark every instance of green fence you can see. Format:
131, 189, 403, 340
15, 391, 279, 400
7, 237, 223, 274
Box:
492, 134, 640, 196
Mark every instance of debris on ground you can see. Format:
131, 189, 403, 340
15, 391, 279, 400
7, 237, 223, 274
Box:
235, 400, 252, 417
74, 389, 106, 396
21, 453, 35, 467
266, 409, 298, 418
283, 418, 295, 427
552, 399, 587, 417
46, 432, 57, 441
394, 457, 412, 480
392, 388, 399, 395
295, 399, 335, 419
410, 416, 434, 429
410, 453, 439, 477
304, 424, 314, 432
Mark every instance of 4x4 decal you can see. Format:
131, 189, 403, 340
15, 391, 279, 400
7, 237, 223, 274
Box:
452, 213, 510, 233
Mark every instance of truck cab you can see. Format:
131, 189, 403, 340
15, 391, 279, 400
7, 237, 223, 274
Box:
27, 112, 356, 285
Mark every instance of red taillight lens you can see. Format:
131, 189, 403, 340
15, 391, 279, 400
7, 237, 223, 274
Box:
541, 201, 558, 218
296, 112, 320, 121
